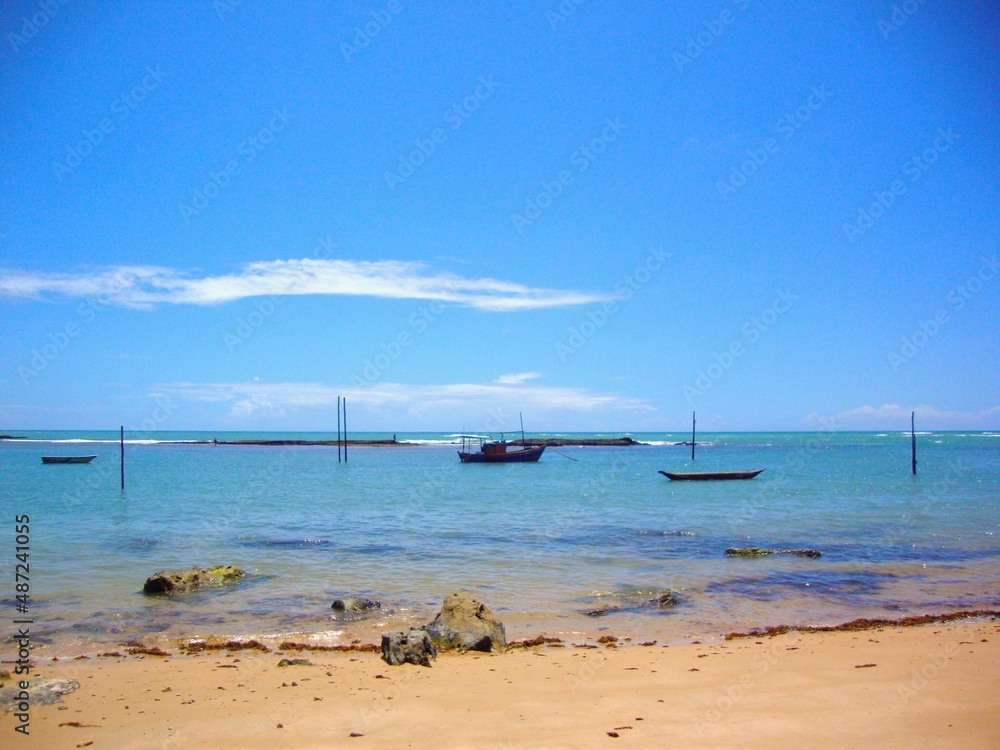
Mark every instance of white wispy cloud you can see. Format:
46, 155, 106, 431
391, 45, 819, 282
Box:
0, 259, 613, 312
157, 380, 654, 419
803, 403, 1000, 430
494, 372, 543, 385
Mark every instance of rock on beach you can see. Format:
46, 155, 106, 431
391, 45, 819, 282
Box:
381, 629, 437, 667
424, 591, 506, 652
142, 565, 244, 595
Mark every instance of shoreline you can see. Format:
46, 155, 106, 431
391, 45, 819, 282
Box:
21, 606, 1000, 664
5, 611, 997, 748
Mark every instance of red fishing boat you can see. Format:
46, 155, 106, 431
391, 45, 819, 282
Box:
457, 434, 545, 463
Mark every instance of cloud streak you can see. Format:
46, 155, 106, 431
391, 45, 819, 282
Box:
494, 372, 543, 385
156, 380, 654, 419
0, 259, 613, 312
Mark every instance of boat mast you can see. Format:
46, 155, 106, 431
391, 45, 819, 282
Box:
520, 412, 526, 446
691, 411, 696, 461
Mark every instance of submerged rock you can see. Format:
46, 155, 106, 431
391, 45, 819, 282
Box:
584, 605, 621, 617
142, 565, 244, 595
725, 547, 821, 558
584, 587, 682, 616
381, 629, 437, 667
424, 591, 506, 652
654, 591, 681, 607
331, 597, 381, 614
725, 547, 775, 557
779, 549, 822, 558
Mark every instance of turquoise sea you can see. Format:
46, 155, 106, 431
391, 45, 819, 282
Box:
1, 431, 998, 652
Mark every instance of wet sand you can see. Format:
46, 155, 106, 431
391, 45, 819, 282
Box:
5, 616, 998, 749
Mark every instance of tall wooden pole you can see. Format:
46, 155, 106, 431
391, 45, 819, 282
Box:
691, 412, 696, 461
343, 397, 347, 463
120, 425, 125, 490
337, 396, 342, 463
911, 411, 917, 475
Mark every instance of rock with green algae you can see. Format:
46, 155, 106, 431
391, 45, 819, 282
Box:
331, 597, 381, 617
725, 547, 775, 557
725, 547, 822, 558
142, 565, 244, 595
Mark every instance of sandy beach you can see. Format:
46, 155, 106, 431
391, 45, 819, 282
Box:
5, 615, 997, 749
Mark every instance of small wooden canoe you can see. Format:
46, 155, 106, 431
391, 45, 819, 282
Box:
659, 469, 764, 481
41, 455, 97, 464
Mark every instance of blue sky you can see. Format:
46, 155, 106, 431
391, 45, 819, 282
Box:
1, 0, 997, 432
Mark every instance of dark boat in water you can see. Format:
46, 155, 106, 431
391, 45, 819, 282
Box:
457, 435, 545, 463
42, 455, 97, 464
659, 469, 764, 481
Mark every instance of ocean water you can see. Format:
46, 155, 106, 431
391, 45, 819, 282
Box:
1, 431, 998, 651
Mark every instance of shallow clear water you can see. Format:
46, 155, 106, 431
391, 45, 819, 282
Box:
1, 431, 998, 651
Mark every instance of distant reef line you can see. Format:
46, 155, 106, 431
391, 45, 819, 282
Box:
0, 434, 648, 447
183, 437, 648, 447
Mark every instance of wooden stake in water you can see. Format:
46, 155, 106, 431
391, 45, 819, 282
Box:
911, 411, 917, 475
120, 425, 125, 490
343, 397, 348, 463
691, 412, 696, 461
337, 396, 342, 463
